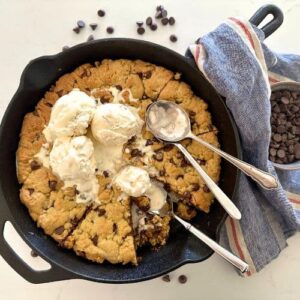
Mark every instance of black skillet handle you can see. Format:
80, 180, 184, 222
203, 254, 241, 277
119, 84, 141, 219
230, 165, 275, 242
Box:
184, 4, 284, 66
249, 4, 283, 38
0, 199, 77, 283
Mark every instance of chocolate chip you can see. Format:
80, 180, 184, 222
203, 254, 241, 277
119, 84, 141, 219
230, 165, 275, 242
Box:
113, 223, 118, 233
180, 158, 188, 167
153, 152, 163, 161
178, 275, 187, 284
183, 191, 192, 200
277, 125, 286, 134
62, 45, 69, 51
54, 226, 64, 235
145, 139, 154, 146
30, 160, 40, 171
77, 251, 86, 258
170, 34, 177, 42
136, 21, 143, 27
176, 152, 183, 159
164, 183, 171, 192
28, 188, 34, 195
156, 5, 164, 11
48, 180, 57, 191
159, 169, 165, 176
162, 274, 171, 282
168, 17, 175, 25
103, 170, 109, 178
30, 250, 38, 257
176, 174, 184, 180
144, 70, 152, 79
137, 27, 145, 35
106, 26, 114, 34
295, 143, 300, 159
77, 20, 85, 28
203, 185, 210, 193
161, 10, 168, 18
87, 34, 94, 42
277, 149, 286, 158
196, 158, 206, 165
73, 27, 80, 34
273, 134, 282, 142
191, 183, 200, 191
131, 149, 143, 157
163, 144, 174, 152
97, 9, 105, 17
150, 23, 158, 31
270, 148, 277, 157
155, 11, 163, 19
161, 18, 168, 25
98, 208, 106, 216
91, 235, 98, 246
146, 17, 152, 26
115, 84, 122, 91
281, 97, 290, 105
89, 23, 98, 30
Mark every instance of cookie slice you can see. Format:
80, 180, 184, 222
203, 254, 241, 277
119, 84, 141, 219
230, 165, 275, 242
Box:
62, 197, 137, 265
20, 167, 89, 242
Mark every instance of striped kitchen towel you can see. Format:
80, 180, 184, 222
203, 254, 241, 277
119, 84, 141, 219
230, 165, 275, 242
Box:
188, 17, 300, 276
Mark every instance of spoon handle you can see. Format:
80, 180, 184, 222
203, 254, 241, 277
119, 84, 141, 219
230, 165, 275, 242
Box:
175, 143, 241, 220
174, 214, 249, 273
189, 134, 278, 190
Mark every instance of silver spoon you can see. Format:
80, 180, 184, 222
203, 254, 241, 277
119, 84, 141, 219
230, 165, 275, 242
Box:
146, 101, 241, 220
150, 197, 249, 273
146, 100, 278, 190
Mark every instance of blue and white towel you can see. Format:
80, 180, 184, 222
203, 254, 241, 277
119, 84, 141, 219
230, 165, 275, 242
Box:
189, 17, 300, 276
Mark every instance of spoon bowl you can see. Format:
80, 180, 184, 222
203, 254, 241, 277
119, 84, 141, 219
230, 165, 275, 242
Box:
146, 100, 191, 142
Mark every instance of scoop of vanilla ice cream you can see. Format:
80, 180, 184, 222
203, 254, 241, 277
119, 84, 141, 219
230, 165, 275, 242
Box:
114, 166, 151, 197
91, 103, 143, 145
49, 136, 99, 203
43, 89, 96, 142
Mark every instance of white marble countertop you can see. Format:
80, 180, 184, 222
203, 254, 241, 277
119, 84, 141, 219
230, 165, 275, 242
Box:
0, 0, 299, 299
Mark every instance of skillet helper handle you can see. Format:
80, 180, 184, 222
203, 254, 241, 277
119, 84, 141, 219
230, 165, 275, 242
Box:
0, 198, 76, 283
249, 4, 284, 38
174, 214, 249, 273
185, 4, 283, 65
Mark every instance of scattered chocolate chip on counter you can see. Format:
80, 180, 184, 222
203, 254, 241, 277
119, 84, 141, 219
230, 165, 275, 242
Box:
89, 23, 98, 30
87, 34, 94, 42
178, 274, 187, 284
77, 20, 85, 28
161, 17, 169, 25
168, 17, 176, 25
146, 17, 153, 26
97, 9, 105, 17
136, 21, 144, 27
162, 274, 171, 282
137, 27, 145, 35
161, 9, 168, 18
170, 34, 177, 42
269, 89, 300, 164
73, 27, 80, 34
150, 23, 157, 31
106, 26, 114, 34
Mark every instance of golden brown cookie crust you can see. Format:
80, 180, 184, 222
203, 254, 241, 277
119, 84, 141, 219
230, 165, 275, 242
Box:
16, 59, 221, 265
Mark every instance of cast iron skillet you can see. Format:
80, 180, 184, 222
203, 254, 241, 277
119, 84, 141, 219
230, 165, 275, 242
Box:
0, 5, 283, 283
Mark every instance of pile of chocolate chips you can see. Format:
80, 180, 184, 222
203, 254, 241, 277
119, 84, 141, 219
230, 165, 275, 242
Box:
269, 89, 300, 164
136, 5, 177, 42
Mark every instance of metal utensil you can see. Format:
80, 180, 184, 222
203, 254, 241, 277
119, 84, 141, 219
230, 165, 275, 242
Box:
150, 198, 249, 273
146, 100, 278, 189
146, 101, 242, 220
